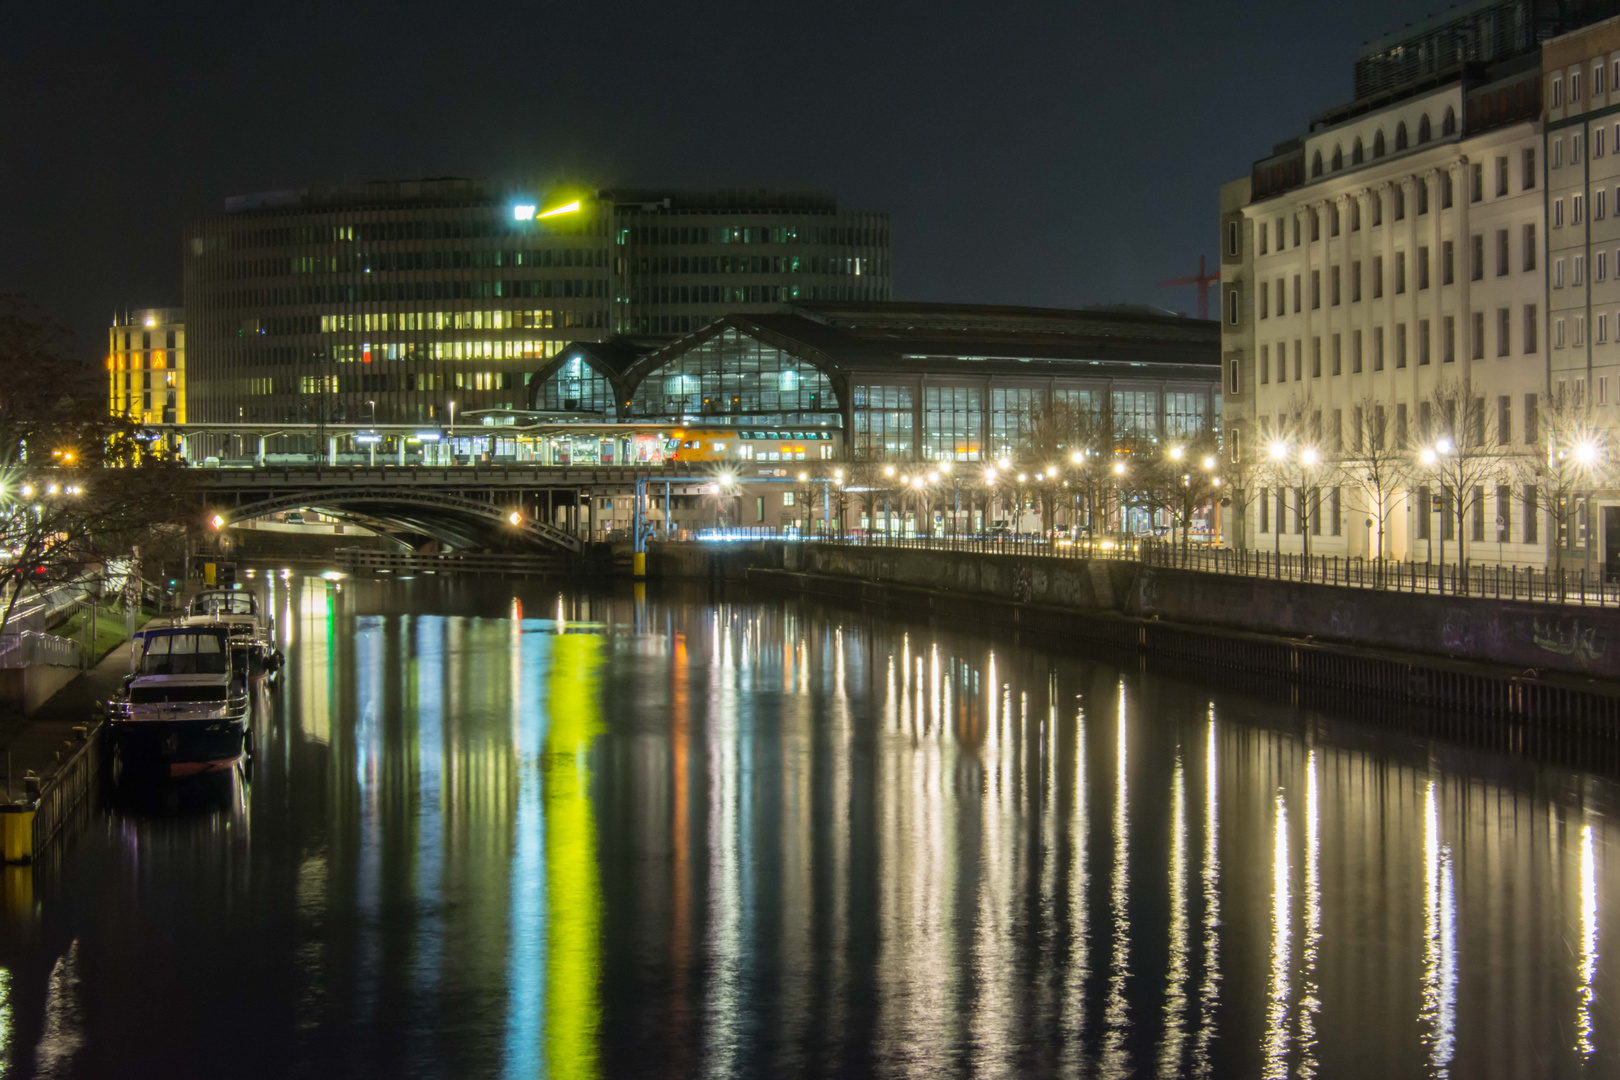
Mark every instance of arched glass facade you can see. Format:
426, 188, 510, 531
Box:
627, 328, 839, 425
534, 356, 615, 414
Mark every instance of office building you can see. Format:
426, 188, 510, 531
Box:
109, 308, 185, 424
181, 180, 890, 426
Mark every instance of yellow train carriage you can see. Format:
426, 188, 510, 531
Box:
667, 428, 839, 464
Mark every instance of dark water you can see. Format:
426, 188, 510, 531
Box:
0, 573, 1615, 1078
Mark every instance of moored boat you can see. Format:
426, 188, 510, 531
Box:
109, 626, 250, 777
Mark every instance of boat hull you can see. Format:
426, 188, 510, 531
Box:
110, 717, 248, 777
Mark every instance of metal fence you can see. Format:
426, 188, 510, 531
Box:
816, 534, 1620, 607
0, 632, 82, 670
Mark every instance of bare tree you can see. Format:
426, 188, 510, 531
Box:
1417, 378, 1512, 592
1137, 432, 1225, 559
1341, 395, 1413, 574
1512, 388, 1614, 589
0, 296, 189, 638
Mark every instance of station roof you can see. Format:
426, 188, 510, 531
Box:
608, 301, 1221, 385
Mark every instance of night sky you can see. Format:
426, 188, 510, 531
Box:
7, 0, 1435, 362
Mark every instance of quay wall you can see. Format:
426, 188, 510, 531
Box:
649, 541, 1620, 683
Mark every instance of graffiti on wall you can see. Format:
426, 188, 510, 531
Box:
1532, 616, 1606, 666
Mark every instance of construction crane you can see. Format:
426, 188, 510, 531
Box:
1156, 255, 1221, 320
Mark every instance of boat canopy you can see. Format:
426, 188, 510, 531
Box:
188, 591, 259, 617
134, 628, 231, 676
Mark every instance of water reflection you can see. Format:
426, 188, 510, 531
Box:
0, 579, 1614, 1077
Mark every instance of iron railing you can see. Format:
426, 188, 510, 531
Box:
814, 534, 1620, 607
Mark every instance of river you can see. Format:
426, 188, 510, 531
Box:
0, 571, 1613, 1078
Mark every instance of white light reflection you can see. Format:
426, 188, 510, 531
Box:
33, 941, 82, 1079
1060, 696, 1090, 1075
1420, 780, 1457, 1077
1260, 793, 1290, 1080
1577, 821, 1599, 1058
1298, 750, 1322, 1078
1098, 680, 1131, 1078
1159, 753, 1189, 1077
1192, 708, 1220, 1077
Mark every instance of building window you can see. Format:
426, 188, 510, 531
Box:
1260, 286, 1268, 319
1442, 316, 1455, 362
1332, 334, 1341, 376
1497, 308, 1511, 357
923, 386, 985, 461
1351, 260, 1362, 302
1441, 241, 1453, 285
1374, 130, 1386, 158
1350, 200, 1361, 231
1496, 229, 1509, 276
1418, 114, 1432, 144
1395, 251, 1407, 294
1294, 340, 1303, 381
1259, 488, 1269, 533
1555, 258, 1566, 288
1576, 255, 1586, 286
1394, 186, 1406, 220
1228, 289, 1240, 325
1227, 220, 1239, 257
1525, 305, 1538, 353
1574, 69, 1583, 102
1524, 224, 1537, 271
1332, 266, 1341, 305
1418, 319, 1431, 365
1260, 345, 1269, 384
1396, 323, 1407, 368
1373, 255, 1384, 298
1575, 132, 1586, 165
1602, 313, 1610, 344
1371, 192, 1382, 225
1374, 326, 1385, 370
1574, 193, 1585, 224
1556, 318, 1566, 348
1353, 330, 1363, 373
1555, 198, 1565, 228
1312, 270, 1321, 309
1471, 162, 1483, 202
1396, 121, 1409, 150
1524, 147, 1537, 190
1230, 359, 1241, 395
852, 385, 914, 458
1524, 485, 1538, 543
1312, 337, 1322, 378
1472, 312, 1484, 361
1416, 179, 1429, 215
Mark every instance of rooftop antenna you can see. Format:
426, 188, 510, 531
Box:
1156, 255, 1221, 320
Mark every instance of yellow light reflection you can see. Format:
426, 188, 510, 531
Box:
544, 634, 604, 1080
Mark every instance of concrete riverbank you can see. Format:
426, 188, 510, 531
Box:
649, 540, 1620, 730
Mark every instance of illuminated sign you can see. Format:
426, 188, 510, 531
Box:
355, 433, 381, 445
513, 204, 537, 221
538, 200, 581, 219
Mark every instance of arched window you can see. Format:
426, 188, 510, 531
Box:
1442, 106, 1457, 136
1395, 122, 1408, 151
1331, 145, 1343, 171
1418, 114, 1432, 143
627, 328, 840, 424
1352, 137, 1364, 165
1373, 130, 1386, 158
1311, 150, 1323, 178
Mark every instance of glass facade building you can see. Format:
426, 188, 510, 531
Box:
531, 302, 1221, 461
109, 308, 185, 424
182, 181, 891, 425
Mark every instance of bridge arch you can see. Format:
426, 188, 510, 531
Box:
214, 487, 583, 553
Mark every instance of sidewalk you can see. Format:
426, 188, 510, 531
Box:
0, 633, 143, 800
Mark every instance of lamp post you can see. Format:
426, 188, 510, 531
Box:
1111, 459, 1127, 541
1299, 445, 1319, 570
939, 459, 958, 537
1268, 439, 1288, 560
883, 464, 896, 538
1421, 440, 1449, 590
